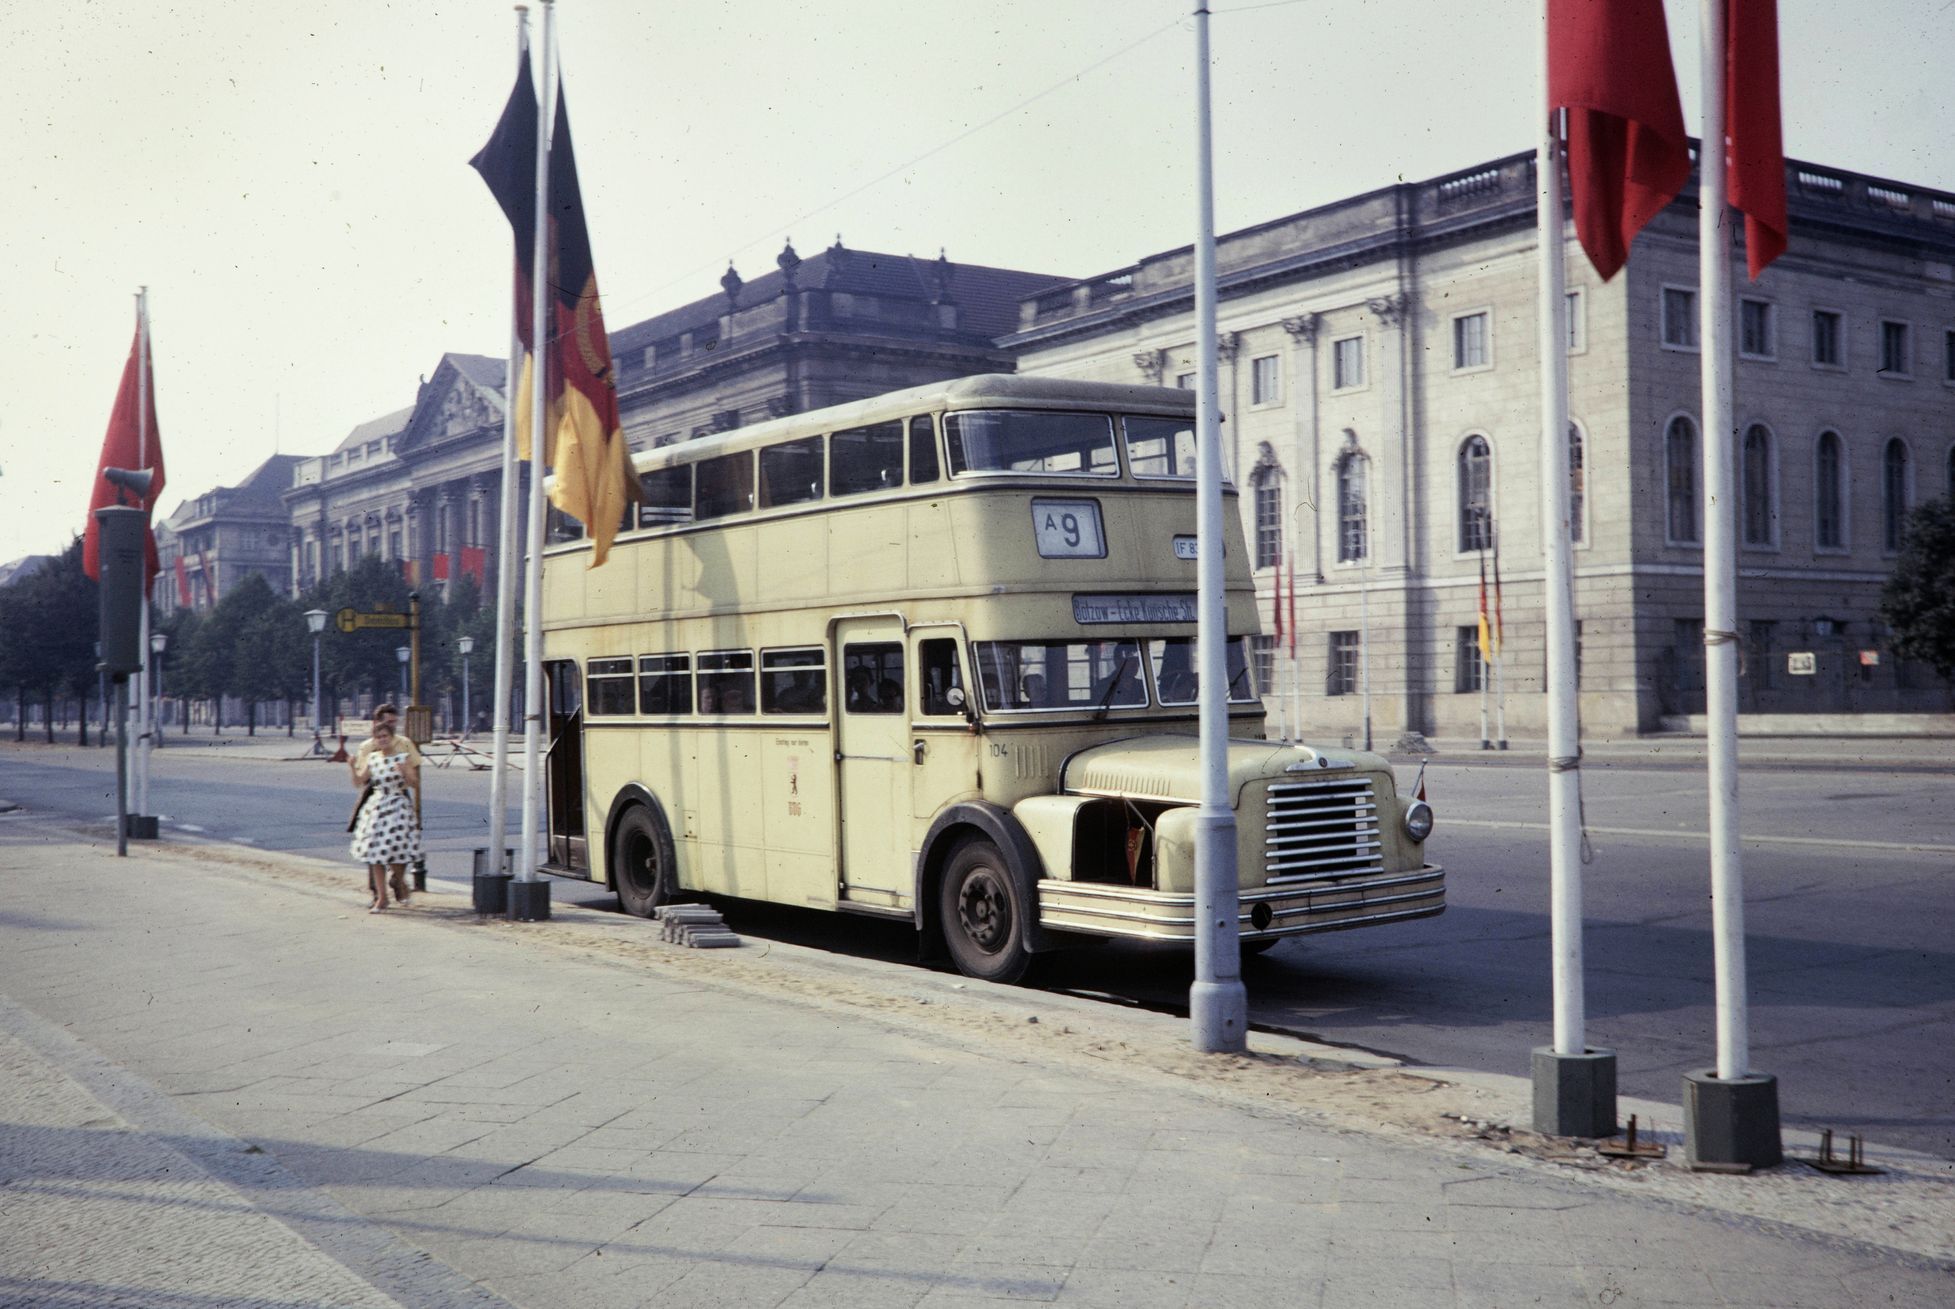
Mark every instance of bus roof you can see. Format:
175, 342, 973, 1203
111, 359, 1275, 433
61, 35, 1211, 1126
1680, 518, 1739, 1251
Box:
630, 373, 1196, 474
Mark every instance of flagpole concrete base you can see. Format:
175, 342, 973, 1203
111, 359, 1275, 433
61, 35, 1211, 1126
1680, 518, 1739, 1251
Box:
507, 879, 550, 922
1684, 1069, 1781, 1169
1531, 1046, 1617, 1139
124, 815, 159, 841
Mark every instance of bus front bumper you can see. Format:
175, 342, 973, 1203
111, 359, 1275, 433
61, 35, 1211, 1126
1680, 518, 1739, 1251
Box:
1035, 865, 1445, 943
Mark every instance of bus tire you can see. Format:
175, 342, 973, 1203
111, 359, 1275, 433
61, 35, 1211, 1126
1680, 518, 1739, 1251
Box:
939, 837, 1032, 984
611, 802, 674, 918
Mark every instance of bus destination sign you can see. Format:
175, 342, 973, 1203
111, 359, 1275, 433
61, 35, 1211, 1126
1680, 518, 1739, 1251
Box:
1072, 593, 1198, 624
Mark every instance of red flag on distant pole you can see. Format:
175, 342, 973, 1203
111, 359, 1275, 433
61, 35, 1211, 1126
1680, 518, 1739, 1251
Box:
1271, 554, 1284, 646
1548, 0, 1690, 282
82, 311, 167, 583
1725, 0, 1786, 277
1285, 550, 1297, 660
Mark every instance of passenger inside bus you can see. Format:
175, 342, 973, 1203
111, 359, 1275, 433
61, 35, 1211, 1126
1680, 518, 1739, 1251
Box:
1020, 673, 1048, 708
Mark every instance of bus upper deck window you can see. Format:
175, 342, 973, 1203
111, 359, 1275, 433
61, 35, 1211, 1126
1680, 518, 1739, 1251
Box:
832, 422, 905, 497
1124, 415, 1197, 479
637, 465, 694, 527
908, 415, 941, 485
944, 410, 1118, 477
695, 452, 755, 520
759, 437, 825, 508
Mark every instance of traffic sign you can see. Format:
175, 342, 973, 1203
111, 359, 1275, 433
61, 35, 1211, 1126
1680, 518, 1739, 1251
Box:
335, 607, 412, 633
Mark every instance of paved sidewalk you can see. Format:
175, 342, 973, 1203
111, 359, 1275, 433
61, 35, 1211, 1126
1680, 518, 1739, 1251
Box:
0, 815, 1949, 1307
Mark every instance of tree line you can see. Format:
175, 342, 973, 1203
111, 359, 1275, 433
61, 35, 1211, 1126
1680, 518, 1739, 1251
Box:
1, 543, 503, 741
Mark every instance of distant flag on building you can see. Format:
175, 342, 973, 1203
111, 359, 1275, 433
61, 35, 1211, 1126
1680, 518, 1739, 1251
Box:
1476, 551, 1493, 665
173, 555, 191, 608
1725, 0, 1787, 277
432, 552, 452, 582
1548, 0, 1689, 281
460, 545, 487, 586
82, 310, 168, 583
470, 51, 638, 566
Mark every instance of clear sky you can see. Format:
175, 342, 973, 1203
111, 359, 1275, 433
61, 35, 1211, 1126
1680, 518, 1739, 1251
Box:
3, 0, 1949, 563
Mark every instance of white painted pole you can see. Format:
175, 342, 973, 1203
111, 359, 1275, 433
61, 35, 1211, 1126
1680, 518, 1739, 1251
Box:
1359, 528, 1372, 752
1188, 2, 1247, 1054
486, 5, 530, 878
518, 0, 555, 886
134, 288, 152, 820
1698, 0, 1749, 1082
1535, 88, 1585, 1059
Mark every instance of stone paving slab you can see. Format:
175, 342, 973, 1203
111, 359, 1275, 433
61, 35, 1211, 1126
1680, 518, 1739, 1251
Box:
0, 815, 1951, 1308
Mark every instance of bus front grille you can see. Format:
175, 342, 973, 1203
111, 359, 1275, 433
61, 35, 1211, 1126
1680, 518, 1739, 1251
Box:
1264, 777, 1384, 882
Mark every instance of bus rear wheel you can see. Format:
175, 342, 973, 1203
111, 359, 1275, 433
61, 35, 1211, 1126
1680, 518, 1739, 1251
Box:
939, 838, 1031, 984
612, 803, 673, 918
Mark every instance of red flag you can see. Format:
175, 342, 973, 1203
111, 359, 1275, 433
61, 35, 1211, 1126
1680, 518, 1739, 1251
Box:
1549, 0, 1690, 282
1285, 551, 1298, 659
460, 545, 487, 584
1726, 0, 1786, 277
82, 314, 167, 583
432, 552, 452, 582
1271, 554, 1284, 646
173, 555, 191, 607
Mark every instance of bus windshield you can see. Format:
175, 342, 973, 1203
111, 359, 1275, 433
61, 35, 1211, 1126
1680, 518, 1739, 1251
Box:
1148, 637, 1256, 705
945, 410, 1118, 477
974, 639, 1146, 711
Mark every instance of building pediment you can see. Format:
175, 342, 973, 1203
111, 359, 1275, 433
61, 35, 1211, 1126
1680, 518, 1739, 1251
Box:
396, 354, 506, 456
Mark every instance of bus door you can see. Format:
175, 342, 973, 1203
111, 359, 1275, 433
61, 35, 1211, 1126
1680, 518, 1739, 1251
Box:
834, 618, 910, 907
543, 659, 588, 872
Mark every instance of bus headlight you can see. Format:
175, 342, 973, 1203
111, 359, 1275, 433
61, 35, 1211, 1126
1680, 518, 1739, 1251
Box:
1402, 800, 1434, 843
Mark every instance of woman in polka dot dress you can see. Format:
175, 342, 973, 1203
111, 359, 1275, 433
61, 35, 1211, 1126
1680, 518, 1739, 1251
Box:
350, 720, 421, 913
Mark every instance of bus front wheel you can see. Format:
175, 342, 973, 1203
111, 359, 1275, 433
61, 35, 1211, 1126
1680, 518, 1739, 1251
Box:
612, 803, 673, 918
939, 838, 1031, 984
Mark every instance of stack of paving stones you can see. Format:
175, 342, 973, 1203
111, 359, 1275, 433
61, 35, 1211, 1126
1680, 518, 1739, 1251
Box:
656, 903, 740, 948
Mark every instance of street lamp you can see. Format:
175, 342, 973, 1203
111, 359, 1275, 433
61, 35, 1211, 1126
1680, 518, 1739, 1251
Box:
396, 645, 411, 704
303, 609, 328, 737
149, 631, 168, 750
458, 635, 475, 738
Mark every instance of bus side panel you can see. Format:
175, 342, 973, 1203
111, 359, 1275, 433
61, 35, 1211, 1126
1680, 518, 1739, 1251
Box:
907, 501, 960, 590
756, 517, 828, 608
760, 731, 838, 909
688, 729, 768, 899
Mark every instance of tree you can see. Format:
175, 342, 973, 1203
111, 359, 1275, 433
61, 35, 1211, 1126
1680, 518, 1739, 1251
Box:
0, 540, 98, 742
1881, 495, 1955, 698
297, 555, 413, 709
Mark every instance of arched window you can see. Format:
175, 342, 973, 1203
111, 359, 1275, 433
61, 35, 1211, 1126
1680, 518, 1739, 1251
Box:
1567, 422, 1586, 544
1883, 439, 1911, 551
1665, 416, 1699, 544
1741, 424, 1774, 546
1458, 435, 1493, 552
1251, 461, 1283, 568
1336, 453, 1368, 563
1815, 431, 1844, 549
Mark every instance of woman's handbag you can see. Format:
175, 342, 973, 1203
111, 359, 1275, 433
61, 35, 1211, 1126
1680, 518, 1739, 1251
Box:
347, 783, 374, 833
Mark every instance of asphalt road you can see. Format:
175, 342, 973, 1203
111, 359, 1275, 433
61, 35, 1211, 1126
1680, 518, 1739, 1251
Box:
4, 735, 1950, 1159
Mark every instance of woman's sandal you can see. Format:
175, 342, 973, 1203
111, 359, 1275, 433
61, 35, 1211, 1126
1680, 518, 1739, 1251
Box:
391, 874, 411, 905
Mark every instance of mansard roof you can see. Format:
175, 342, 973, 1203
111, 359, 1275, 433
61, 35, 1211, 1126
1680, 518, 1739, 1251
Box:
609, 243, 1070, 355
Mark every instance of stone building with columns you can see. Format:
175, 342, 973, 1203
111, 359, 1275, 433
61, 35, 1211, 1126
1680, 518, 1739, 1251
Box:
152, 454, 305, 616
1003, 149, 1955, 738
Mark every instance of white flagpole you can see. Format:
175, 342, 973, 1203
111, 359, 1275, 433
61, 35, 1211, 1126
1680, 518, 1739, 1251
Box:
1697, 0, 1749, 1085
1530, 4, 1612, 1140
1188, 1, 1246, 1054
517, 0, 555, 892
134, 287, 152, 823
486, 5, 530, 882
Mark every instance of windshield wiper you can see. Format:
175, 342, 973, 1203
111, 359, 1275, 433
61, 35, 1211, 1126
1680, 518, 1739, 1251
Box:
1093, 654, 1136, 721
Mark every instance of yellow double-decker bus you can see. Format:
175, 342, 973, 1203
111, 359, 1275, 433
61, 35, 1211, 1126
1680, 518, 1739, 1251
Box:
536, 374, 1441, 981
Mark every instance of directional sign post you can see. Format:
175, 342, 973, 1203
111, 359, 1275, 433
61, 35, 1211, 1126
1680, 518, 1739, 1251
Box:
335, 607, 411, 633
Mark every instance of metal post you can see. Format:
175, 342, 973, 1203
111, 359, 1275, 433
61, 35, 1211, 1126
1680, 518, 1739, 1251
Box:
409, 591, 422, 707
1187, 1, 1246, 1053
1359, 518, 1373, 753
512, 0, 556, 921
485, 5, 530, 893
113, 680, 128, 858
312, 634, 322, 732
1685, 0, 1779, 1168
